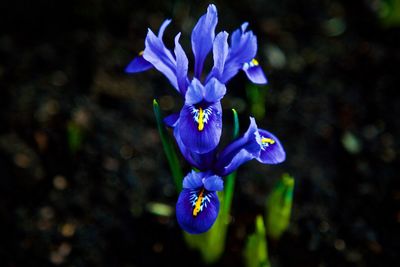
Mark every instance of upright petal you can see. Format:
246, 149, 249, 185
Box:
203, 175, 224, 191
191, 4, 218, 78
204, 78, 226, 103
182, 170, 203, 189
208, 31, 229, 81
143, 29, 179, 91
219, 23, 258, 84
176, 188, 220, 234
174, 33, 189, 95
185, 79, 205, 105
157, 19, 172, 38
178, 102, 222, 154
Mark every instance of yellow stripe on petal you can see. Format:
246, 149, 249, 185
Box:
251, 58, 259, 66
261, 137, 275, 145
193, 188, 204, 217
198, 107, 204, 131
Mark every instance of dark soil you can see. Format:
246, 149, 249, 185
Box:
0, 0, 399, 266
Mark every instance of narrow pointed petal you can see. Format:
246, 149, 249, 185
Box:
125, 54, 153, 73
182, 170, 203, 189
243, 63, 268, 84
176, 188, 220, 234
219, 24, 258, 84
210, 31, 229, 80
192, 4, 218, 78
143, 29, 179, 91
185, 79, 204, 105
204, 78, 226, 103
157, 19, 172, 38
257, 129, 286, 164
178, 102, 222, 154
174, 33, 189, 95
203, 175, 224, 191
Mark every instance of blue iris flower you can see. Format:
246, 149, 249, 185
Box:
126, 4, 277, 234
126, 4, 267, 152
167, 117, 285, 234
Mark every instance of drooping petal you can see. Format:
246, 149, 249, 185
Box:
185, 78, 204, 105
256, 129, 286, 164
176, 188, 220, 234
125, 20, 172, 74
174, 33, 189, 95
214, 117, 261, 176
164, 113, 179, 128
143, 29, 179, 91
173, 125, 216, 170
203, 175, 224, 191
242, 60, 268, 84
208, 31, 229, 81
125, 53, 153, 73
178, 101, 222, 154
191, 4, 218, 78
204, 78, 226, 103
182, 170, 203, 189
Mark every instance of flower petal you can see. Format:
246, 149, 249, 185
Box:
257, 129, 286, 164
143, 29, 179, 91
157, 19, 172, 38
203, 175, 224, 191
174, 33, 189, 95
208, 31, 229, 81
185, 78, 204, 105
125, 54, 153, 73
243, 62, 268, 84
176, 188, 219, 234
204, 78, 226, 103
182, 170, 203, 189
191, 4, 218, 78
219, 23, 258, 84
178, 102, 222, 154
215, 117, 261, 176
164, 113, 179, 128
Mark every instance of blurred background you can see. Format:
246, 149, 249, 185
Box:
0, 0, 399, 266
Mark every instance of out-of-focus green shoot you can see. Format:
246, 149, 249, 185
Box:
67, 121, 85, 153
246, 83, 267, 120
153, 99, 183, 192
378, 0, 400, 27
184, 109, 239, 264
244, 215, 271, 267
266, 173, 295, 240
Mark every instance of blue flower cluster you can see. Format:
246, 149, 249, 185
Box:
126, 4, 286, 234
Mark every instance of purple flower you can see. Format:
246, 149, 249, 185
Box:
214, 117, 286, 176
125, 4, 267, 96
173, 117, 285, 234
176, 170, 223, 234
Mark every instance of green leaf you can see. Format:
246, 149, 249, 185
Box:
266, 173, 295, 240
153, 99, 183, 192
244, 215, 271, 267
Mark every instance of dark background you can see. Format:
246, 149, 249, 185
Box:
0, 0, 399, 266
